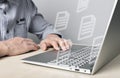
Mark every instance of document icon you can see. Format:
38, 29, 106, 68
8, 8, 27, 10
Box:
89, 36, 104, 64
77, 0, 90, 13
54, 11, 70, 31
78, 15, 96, 40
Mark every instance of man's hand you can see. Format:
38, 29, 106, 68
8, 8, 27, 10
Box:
40, 34, 72, 51
2, 37, 39, 56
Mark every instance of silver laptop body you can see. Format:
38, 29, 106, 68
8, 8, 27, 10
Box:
22, 0, 120, 74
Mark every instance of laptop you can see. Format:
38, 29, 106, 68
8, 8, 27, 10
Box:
22, 0, 120, 74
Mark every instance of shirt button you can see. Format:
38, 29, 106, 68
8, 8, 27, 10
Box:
7, 30, 9, 34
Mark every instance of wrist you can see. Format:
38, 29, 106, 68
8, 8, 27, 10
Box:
47, 34, 60, 38
0, 41, 9, 56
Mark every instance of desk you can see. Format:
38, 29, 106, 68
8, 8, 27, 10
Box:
0, 49, 120, 78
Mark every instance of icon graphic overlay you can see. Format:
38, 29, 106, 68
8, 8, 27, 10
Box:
77, 0, 90, 13
78, 15, 96, 40
54, 11, 70, 31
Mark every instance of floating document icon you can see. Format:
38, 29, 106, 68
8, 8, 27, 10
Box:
89, 36, 104, 64
54, 11, 70, 31
78, 15, 96, 40
77, 0, 90, 13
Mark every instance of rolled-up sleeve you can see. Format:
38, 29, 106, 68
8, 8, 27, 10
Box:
29, 1, 61, 40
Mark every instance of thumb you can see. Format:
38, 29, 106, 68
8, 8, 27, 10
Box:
40, 42, 47, 51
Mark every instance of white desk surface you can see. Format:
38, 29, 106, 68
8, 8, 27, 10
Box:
0, 49, 120, 78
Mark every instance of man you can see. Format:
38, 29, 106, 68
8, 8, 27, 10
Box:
0, 0, 70, 57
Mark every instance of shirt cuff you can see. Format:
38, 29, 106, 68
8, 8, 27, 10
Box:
42, 27, 62, 39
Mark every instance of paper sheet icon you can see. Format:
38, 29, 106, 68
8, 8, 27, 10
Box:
77, 0, 90, 13
54, 11, 70, 31
78, 15, 96, 40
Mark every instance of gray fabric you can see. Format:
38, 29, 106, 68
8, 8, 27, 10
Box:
0, 2, 8, 40
0, 0, 61, 41
0, 10, 6, 40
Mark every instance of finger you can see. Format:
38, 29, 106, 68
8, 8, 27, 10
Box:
67, 39, 73, 47
58, 39, 67, 51
27, 44, 39, 51
63, 39, 70, 49
48, 40, 60, 50
39, 41, 47, 51
25, 41, 39, 50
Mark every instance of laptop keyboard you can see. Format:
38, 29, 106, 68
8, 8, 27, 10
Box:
48, 46, 93, 67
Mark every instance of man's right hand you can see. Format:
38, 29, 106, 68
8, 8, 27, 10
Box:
1, 37, 39, 56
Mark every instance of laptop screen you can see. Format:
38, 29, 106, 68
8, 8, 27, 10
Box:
33, 0, 116, 62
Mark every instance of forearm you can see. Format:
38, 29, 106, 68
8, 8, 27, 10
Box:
0, 41, 8, 57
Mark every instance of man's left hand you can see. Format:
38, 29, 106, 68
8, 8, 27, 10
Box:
39, 34, 71, 51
